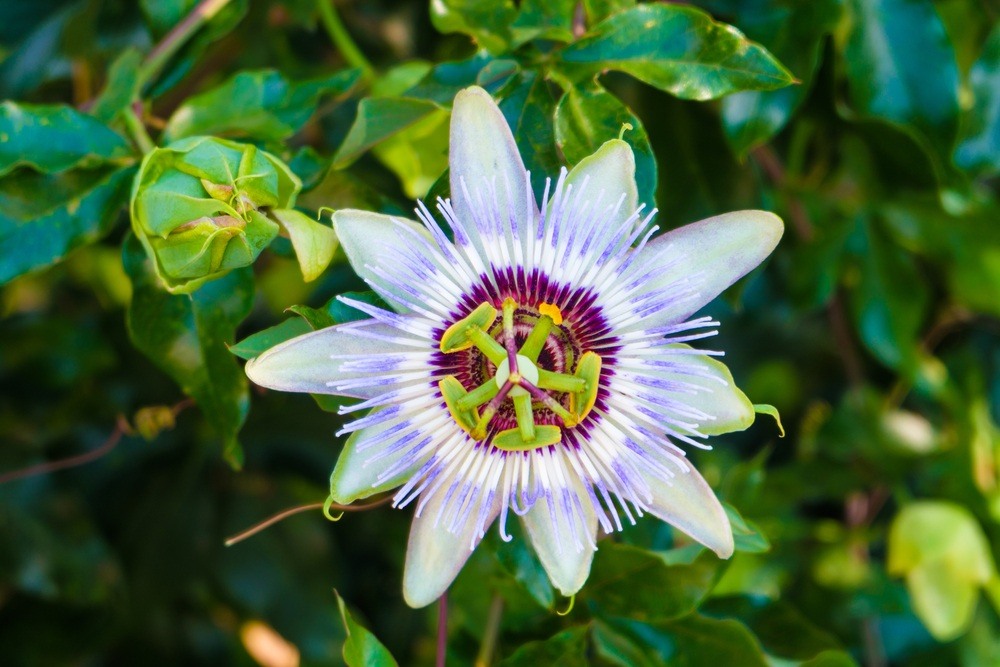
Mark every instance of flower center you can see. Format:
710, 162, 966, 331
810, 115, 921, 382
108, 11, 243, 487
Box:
437, 298, 602, 450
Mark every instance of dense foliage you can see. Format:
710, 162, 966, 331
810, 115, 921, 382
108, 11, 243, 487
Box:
1, 0, 999, 665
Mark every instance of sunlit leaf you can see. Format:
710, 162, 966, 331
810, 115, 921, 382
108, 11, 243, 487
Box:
558, 4, 794, 100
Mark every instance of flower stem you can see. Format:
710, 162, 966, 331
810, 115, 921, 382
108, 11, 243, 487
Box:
474, 593, 504, 667
139, 0, 233, 87
317, 0, 374, 78
124, 102, 156, 154
436, 592, 448, 667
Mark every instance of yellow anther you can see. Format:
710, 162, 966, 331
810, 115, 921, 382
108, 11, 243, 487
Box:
538, 302, 563, 325
569, 351, 602, 423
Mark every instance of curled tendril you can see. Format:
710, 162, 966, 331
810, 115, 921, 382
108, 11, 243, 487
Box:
556, 594, 576, 617
323, 496, 345, 522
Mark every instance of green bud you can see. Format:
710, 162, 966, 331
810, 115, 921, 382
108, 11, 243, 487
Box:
130, 136, 300, 293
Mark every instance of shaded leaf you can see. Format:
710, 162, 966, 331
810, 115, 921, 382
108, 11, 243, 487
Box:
0, 166, 133, 284
849, 219, 929, 373
163, 68, 361, 142
558, 4, 794, 101
499, 627, 588, 666
511, 0, 576, 45
0, 102, 132, 176
123, 235, 254, 466
689, 0, 843, 156
955, 23, 1000, 177
89, 48, 143, 124
336, 591, 399, 667
497, 71, 561, 196
839, 0, 960, 161
583, 543, 722, 622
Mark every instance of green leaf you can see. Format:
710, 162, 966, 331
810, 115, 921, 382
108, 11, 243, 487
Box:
288, 290, 390, 331
557, 4, 795, 101
689, 0, 843, 156
723, 503, 771, 554
270, 209, 339, 282
335, 591, 399, 667
494, 524, 555, 610
123, 235, 254, 467
372, 108, 450, 199
596, 615, 768, 667
497, 71, 561, 196
583, 543, 722, 622
703, 597, 854, 663
582, 0, 636, 26
499, 627, 588, 666
0, 102, 133, 177
229, 317, 313, 361
839, 0, 960, 161
430, 0, 518, 54
955, 24, 1000, 177
405, 54, 518, 105
89, 48, 143, 124
0, 166, 133, 284
333, 97, 440, 168
163, 69, 360, 143
511, 0, 576, 46
888, 501, 996, 640
554, 82, 657, 208
849, 218, 929, 373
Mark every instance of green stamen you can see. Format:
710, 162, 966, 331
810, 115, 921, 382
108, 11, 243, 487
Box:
468, 328, 506, 364
513, 393, 535, 441
456, 380, 500, 411
569, 351, 602, 422
519, 314, 553, 361
493, 425, 562, 451
439, 375, 479, 433
537, 369, 587, 393
439, 302, 498, 353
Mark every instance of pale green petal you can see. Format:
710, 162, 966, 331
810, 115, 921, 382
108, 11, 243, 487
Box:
630, 210, 783, 326
521, 475, 598, 596
244, 324, 403, 400
563, 138, 638, 231
332, 209, 431, 313
449, 87, 532, 245
668, 345, 755, 436
643, 463, 733, 558
402, 490, 500, 608
329, 411, 430, 504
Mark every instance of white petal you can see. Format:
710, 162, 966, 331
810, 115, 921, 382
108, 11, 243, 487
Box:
564, 138, 638, 234
627, 210, 783, 327
402, 488, 500, 608
332, 209, 432, 314
449, 86, 533, 245
329, 412, 430, 504
244, 323, 406, 400
642, 463, 733, 558
641, 345, 755, 436
521, 473, 597, 596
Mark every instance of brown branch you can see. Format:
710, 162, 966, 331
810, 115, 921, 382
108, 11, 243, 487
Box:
0, 415, 128, 485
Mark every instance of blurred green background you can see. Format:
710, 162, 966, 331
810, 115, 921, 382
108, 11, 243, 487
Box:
1, 0, 1000, 665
